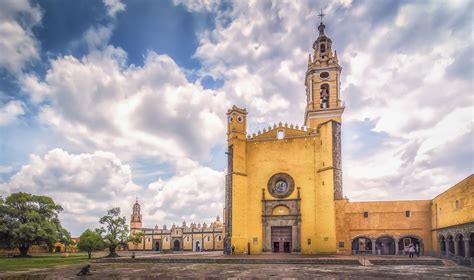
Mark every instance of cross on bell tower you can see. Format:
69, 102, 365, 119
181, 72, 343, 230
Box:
304, 12, 344, 129
318, 8, 325, 23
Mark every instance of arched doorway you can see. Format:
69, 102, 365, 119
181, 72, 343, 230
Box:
154, 241, 161, 251
447, 235, 455, 255
55, 246, 61, 253
398, 236, 423, 255
375, 236, 395, 255
456, 234, 465, 257
173, 240, 181, 251
194, 240, 201, 252
351, 237, 372, 254
439, 236, 446, 255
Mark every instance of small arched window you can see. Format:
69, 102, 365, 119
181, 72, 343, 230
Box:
207, 236, 211, 241
277, 130, 285, 140
320, 44, 326, 53
218, 236, 222, 241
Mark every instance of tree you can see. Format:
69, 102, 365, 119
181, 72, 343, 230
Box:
0, 192, 64, 257
97, 207, 132, 258
77, 229, 104, 259
58, 227, 73, 253
129, 231, 144, 249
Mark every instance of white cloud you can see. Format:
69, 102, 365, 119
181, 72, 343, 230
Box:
192, 0, 473, 200
0, 0, 42, 74
103, 0, 126, 18
147, 159, 224, 227
0, 100, 25, 125
22, 46, 227, 163
173, 0, 221, 13
1, 148, 142, 234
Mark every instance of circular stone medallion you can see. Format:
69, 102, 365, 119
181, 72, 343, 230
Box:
267, 173, 295, 199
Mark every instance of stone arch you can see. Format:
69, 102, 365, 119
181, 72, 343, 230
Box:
351, 235, 373, 254
172, 239, 181, 251
438, 235, 446, 254
193, 239, 201, 252
398, 234, 424, 255
375, 235, 396, 255
154, 240, 162, 251
447, 235, 455, 254
455, 233, 465, 257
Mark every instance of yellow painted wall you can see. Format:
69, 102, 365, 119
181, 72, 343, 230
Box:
229, 113, 338, 254
336, 200, 432, 253
430, 174, 473, 252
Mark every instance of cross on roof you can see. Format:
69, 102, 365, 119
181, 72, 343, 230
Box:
318, 8, 325, 23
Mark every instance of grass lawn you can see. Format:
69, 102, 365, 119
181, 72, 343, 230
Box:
0, 252, 100, 272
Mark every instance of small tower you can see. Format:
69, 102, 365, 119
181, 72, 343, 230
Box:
304, 12, 344, 129
130, 198, 143, 229
225, 105, 249, 250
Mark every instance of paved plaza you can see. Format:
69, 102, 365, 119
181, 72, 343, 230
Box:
1, 252, 473, 279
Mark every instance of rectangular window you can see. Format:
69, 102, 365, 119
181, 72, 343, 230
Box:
307, 239, 311, 245
339, 241, 344, 248
405, 210, 411, 217
363, 211, 369, 218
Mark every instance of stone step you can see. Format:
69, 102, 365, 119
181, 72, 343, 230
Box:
96, 258, 361, 265
370, 259, 444, 266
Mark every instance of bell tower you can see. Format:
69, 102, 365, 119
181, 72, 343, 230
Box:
130, 198, 142, 229
304, 13, 344, 129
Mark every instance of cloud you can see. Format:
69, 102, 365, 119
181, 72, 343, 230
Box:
147, 159, 224, 227
1, 148, 142, 235
0, 0, 42, 74
0, 147, 224, 235
172, 0, 221, 13
103, 0, 126, 18
0, 100, 25, 126
192, 0, 473, 201
22, 46, 227, 163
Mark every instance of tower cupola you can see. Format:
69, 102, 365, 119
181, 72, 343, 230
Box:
304, 11, 344, 129
130, 198, 143, 229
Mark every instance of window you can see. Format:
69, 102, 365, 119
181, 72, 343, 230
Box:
218, 236, 222, 241
320, 44, 326, 53
455, 200, 460, 210
186, 237, 189, 242
324, 237, 329, 241
339, 241, 344, 248
277, 130, 284, 139
207, 236, 210, 241
363, 211, 369, 218
405, 210, 411, 217
307, 239, 311, 245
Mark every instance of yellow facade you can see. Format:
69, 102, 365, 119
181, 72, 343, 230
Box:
128, 200, 224, 252
224, 19, 474, 257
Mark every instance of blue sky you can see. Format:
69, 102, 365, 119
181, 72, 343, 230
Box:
0, 0, 472, 236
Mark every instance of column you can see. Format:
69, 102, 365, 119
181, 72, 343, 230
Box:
463, 238, 470, 258
446, 240, 451, 258
439, 240, 444, 256
394, 238, 399, 255
371, 239, 376, 255
454, 238, 459, 256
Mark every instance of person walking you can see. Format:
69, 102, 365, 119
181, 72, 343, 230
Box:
415, 243, 420, 257
408, 244, 415, 259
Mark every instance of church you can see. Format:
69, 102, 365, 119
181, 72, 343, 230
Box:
224, 19, 473, 257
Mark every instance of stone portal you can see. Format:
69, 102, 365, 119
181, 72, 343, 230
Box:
271, 226, 292, 253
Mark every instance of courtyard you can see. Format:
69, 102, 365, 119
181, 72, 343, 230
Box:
0, 252, 473, 279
